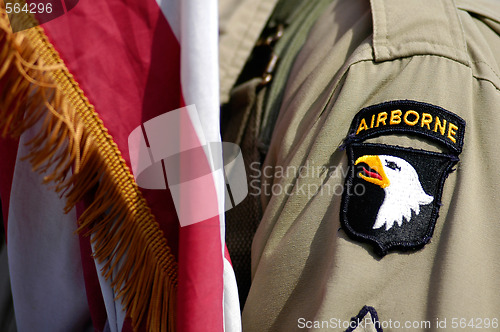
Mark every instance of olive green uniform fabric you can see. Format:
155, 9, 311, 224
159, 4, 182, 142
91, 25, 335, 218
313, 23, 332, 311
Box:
241, 0, 500, 331
221, 0, 337, 307
219, 0, 278, 104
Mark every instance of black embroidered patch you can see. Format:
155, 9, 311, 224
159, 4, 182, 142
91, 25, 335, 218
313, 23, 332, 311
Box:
341, 143, 458, 256
347, 100, 465, 153
345, 306, 383, 332
341, 100, 464, 256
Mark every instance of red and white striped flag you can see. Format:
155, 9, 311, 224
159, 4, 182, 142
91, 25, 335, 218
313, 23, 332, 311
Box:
0, 0, 241, 331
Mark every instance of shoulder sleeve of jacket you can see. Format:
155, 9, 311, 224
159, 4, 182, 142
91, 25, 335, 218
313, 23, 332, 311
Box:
246, 1, 500, 330
262, 0, 500, 200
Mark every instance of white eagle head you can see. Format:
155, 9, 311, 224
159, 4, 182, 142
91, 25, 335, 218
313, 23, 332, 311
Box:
355, 154, 434, 231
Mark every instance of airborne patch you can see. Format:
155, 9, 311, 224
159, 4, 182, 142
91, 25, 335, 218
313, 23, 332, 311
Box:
341, 100, 465, 256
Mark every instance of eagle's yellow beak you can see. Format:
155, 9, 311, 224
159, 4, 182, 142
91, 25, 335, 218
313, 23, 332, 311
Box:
355, 155, 390, 188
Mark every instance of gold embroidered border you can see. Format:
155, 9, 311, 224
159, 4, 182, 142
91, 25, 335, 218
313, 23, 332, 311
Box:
0, 2, 177, 331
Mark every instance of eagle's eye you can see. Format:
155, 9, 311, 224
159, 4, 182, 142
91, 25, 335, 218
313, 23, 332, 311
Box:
385, 160, 401, 171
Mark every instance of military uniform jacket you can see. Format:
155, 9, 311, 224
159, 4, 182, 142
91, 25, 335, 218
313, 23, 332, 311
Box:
241, 0, 500, 331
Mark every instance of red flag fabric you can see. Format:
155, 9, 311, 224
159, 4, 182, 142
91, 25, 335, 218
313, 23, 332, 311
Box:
0, 0, 241, 331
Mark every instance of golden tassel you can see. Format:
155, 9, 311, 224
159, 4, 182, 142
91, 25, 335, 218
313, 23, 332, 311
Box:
0, 2, 178, 331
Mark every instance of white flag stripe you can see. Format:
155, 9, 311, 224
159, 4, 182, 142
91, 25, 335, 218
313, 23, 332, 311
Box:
178, 1, 242, 330
160, 0, 242, 330
154, 1, 241, 330
7, 125, 91, 332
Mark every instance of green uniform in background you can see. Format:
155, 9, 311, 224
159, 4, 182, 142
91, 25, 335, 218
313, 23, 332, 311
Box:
221, 0, 500, 331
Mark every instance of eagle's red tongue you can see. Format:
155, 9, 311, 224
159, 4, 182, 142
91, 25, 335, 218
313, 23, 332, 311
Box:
362, 166, 383, 180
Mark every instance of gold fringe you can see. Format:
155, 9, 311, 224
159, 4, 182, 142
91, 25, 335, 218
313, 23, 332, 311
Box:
0, 3, 178, 331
